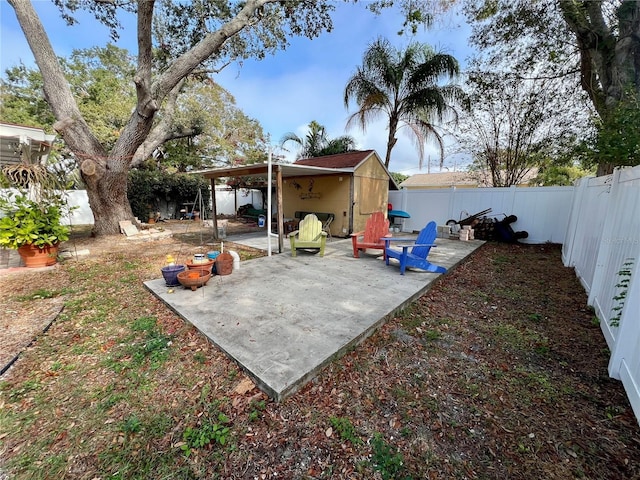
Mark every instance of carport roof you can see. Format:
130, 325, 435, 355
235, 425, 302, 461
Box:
199, 161, 353, 180
198, 149, 399, 190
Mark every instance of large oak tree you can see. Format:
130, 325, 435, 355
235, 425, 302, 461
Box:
7, 0, 448, 236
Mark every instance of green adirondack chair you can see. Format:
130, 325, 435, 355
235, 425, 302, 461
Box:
289, 213, 327, 257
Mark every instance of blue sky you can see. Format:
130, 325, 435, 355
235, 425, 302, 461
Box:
1, 1, 473, 174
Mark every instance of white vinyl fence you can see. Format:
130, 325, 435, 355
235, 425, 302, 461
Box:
562, 166, 640, 424
389, 185, 575, 244
21, 187, 264, 225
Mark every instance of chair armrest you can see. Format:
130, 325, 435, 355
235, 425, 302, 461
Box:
381, 237, 416, 243
381, 238, 438, 249
381, 237, 412, 247
288, 230, 299, 238
350, 230, 364, 238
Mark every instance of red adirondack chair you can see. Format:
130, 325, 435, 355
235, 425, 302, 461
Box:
351, 211, 391, 259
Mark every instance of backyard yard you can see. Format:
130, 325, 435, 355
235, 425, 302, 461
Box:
1, 223, 639, 479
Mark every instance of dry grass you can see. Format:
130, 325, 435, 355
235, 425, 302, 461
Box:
1, 235, 639, 479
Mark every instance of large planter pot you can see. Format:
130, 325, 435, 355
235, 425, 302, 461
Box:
161, 264, 186, 287
17, 243, 60, 268
185, 260, 214, 276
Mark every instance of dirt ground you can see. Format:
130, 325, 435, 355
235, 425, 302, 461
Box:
0, 218, 263, 374
1, 231, 639, 479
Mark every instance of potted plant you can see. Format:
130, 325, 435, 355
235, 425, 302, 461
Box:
0, 192, 71, 267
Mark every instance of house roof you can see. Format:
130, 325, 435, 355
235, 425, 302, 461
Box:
400, 171, 481, 188
400, 169, 540, 188
294, 150, 376, 169
0, 122, 57, 166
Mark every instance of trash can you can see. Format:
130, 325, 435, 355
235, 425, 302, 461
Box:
258, 214, 266, 228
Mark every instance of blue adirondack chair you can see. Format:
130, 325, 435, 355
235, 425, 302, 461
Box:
382, 221, 447, 275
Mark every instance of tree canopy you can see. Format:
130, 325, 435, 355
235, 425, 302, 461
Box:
6, 0, 446, 235
459, 70, 592, 186
280, 120, 356, 159
463, 0, 640, 174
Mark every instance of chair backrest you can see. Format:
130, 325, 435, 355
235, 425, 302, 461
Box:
411, 221, 438, 258
298, 214, 323, 242
363, 211, 390, 243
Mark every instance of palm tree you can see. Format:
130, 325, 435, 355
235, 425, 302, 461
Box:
344, 37, 464, 169
280, 120, 357, 159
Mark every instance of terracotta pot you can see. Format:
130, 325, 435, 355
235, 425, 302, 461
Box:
17, 243, 60, 268
215, 252, 233, 276
185, 260, 214, 275
177, 269, 211, 291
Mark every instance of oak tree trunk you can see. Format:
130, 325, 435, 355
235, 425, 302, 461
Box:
83, 167, 134, 236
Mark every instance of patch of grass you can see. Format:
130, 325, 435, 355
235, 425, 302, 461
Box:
397, 304, 424, 329
493, 254, 510, 264
97, 392, 126, 412
121, 414, 142, 436
181, 412, 231, 457
494, 287, 523, 300
511, 367, 559, 404
369, 433, 412, 480
329, 416, 363, 445
102, 316, 173, 375
493, 323, 549, 357
527, 313, 543, 322
193, 351, 207, 364
422, 329, 441, 342
470, 290, 490, 302
248, 399, 266, 422
16, 288, 60, 301
130, 316, 173, 367
4, 379, 41, 402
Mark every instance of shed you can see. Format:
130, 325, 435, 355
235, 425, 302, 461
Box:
290, 150, 397, 235
199, 150, 398, 252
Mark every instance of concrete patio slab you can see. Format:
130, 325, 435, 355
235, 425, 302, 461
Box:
144, 235, 483, 400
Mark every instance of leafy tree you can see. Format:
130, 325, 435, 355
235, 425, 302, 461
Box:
2, 46, 266, 179
531, 163, 593, 186
344, 37, 464, 169
1, 64, 55, 128
460, 70, 591, 186
153, 80, 268, 172
7, 0, 441, 236
390, 171, 409, 185
592, 88, 640, 168
463, 0, 640, 175
127, 169, 210, 220
280, 120, 356, 159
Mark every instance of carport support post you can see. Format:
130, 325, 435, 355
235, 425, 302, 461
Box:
210, 178, 218, 240
276, 166, 284, 253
